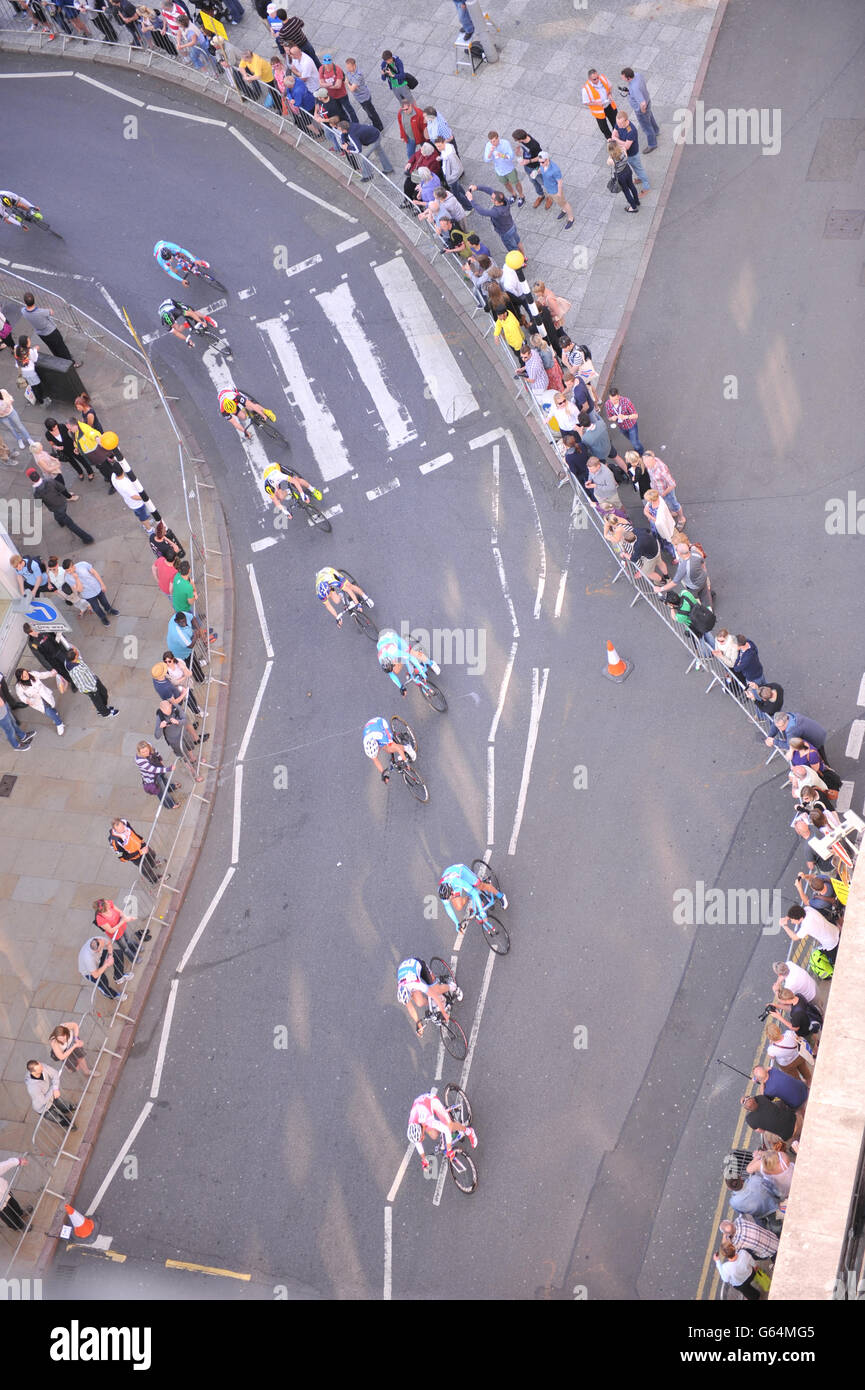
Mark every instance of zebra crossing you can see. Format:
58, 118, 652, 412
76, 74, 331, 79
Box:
200, 255, 480, 501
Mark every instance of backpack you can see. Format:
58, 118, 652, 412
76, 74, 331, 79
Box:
686, 601, 716, 636
809, 948, 834, 979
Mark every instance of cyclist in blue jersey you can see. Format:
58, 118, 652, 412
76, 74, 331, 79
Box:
397, 957, 461, 1036
362, 716, 415, 781
153, 239, 208, 287
315, 567, 370, 623
438, 862, 507, 932
376, 627, 435, 694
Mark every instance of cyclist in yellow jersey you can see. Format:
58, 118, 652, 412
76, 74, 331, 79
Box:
263, 462, 320, 517
315, 567, 370, 623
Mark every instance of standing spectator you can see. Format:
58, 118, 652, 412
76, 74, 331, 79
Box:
605, 386, 644, 453
740, 1093, 796, 1144
48, 1021, 91, 1077
14, 336, 50, 405
287, 43, 318, 90
423, 107, 457, 152
339, 121, 395, 176
451, 0, 474, 37
764, 1020, 813, 1086
110, 464, 150, 525
607, 139, 640, 213
64, 646, 119, 719
112, 0, 145, 46
433, 138, 471, 209
0, 695, 34, 752
74, 391, 104, 433
493, 307, 525, 359
605, 519, 669, 582
170, 558, 196, 614
176, 13, 209, 68
731, 635, 764, 687
67, 558, 118, 625
643, 451, 686, 526
657, 540, 710, 600
397, 97, 426, 159
578, 410, 621, 469
152, 550, 178, 599
14, 668, 65, 736
22, 623, 70, 681
163, 652, 201, 717
45, 557, 91, 616
770, 988, 823, 1054
765, 712, 828, 762
581, 68, 617, 138
167, 611, 207, 682
0, 306, 13, 353
78, 934, 126, 999
585, 457, 623, 509
780, 903, 840, 964
0, 386, 35, 453
135, 740, 180, 809
274, 14, 317, 64
155, 700, 206, 779
45, 417, 92, 482
514, 344, 549, 395
749, 1148, 796, 1201
747, 682, 784, 719
532, 281, 571, 337
381, 50, 410, 101
152, 659, 188, 711
147, 519, 184, 565
25, 1061, 77, 1130
0, 1156, 32, 1232
9, 554, 51, 600
24, 469, 93, 544
20, 292, 79, 363
108, 818, 163, 885
614, 109, 651, 195
713, 1242, 760, 1300
483, 132, 524, 205
29, 439, 75, 497
643, 489, 677, 555
512, 128, 545, 204
157, 0, 186, 46
344, 58, 383, 131
465, 185, 525, 256
536, 152, 574, 227
94, 897, 148, 973
317, 55, 357, 123
725, 1172, 781, 1223
620, 66, 659, 151
70, 418, 113, 490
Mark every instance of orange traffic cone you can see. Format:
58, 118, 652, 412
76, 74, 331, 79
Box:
603, 639, 633, 683
65, 1204, 98, 1242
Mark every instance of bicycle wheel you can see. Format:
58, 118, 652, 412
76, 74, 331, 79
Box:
32, 216, 62, 240
482, 913, 510, 955
258, 418, 291, 450
353, 605, 378, 639
390, 716, 418, 757
429, 957, 456, 990
418, 676, 448, 713
444, 1084, 472, 1127
471, 859, 500, 892
402, 765, 429, 803
299, 500, 332, 533
196, 268, 228, 293
438, 1014, 467, 1061
447, 1147, 477, 1194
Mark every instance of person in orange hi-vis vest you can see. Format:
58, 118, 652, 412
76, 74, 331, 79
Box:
581, 68, 617, 138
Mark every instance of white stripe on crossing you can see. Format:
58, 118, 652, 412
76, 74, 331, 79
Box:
375, 257, 478, 423
836, 781, 854, 814
316, 282, 416, 452
419, 453, 453, 474
857, 673, 865, 706
283, 255, 322, 280
366, 479, 400, 501
336, 232, 370, 253
846, 720, 865, 759
257, 315, 352, 482
201, 346, 272, 498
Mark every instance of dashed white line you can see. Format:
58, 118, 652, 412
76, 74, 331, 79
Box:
0, 70, 75, 78
286, 180, 358, 223
228, 126, 287, 181
486, 744, 495, 847
554, 570, 568, 618
145, 103, 227, 125
508, 667, 550, 856
418, 452, 453, 475
336, 231, 370, 253
238, 286, 257, 300
488, 640, 518, 743
386, 1145, 414, 1203
231, 764, 243, 864
469, 428, 505, 450
857, 674, 865, 706
176, 866, 236, 975
75, 71, 145, 105
247, 564, 274, 659
238, 659, 274, 763
150, 978, 180, 1099
492, 546, 519, 639
366, 478, 400, 501
846, 720, 865, 759
384, 1204, 393, 1301
98, 284, 124, 323
282, 255, 322, 280
86, 1101, 153, 1216
504, 429, 546, 619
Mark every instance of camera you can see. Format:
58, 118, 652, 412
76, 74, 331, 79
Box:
757, 1004, 773, 1023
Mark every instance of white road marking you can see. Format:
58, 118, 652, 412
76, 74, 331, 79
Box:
508, 667, 550, 856
238, 286, 256, 300
554, 570, 568, 618
251, 536, 279, 552
837, 780, 854, 814
336, 232, 370, 253
846, 720, 865, 759
857, 674, 865, 706
286, 180, 358, 223
98, 284, 124, 323
176, 866, 236, 975
0, 70, 76, 77
75, 71, 145, 106
231, 763, 243, 864
317, 282, 416, 450
383, 1204, 393, 1301
469, 428, 505, 450
488, 640, 518, 743
366, 478, 400, 501
493, 547, 519, 639
140, 329, 163, 346
237, 659, 273, 763
258, 314, 352, 481
486, 744, 495, 847
247, 565, 274, 659
375, 257, 478, 422
144, 104, 227, 125
386, 1145, 414, 1203
85, 1101, 153, 1215
418, 452, 453, 475
503, 429, 546, 619
202, 346, 271, 491
283, 255, 322, 280
228, 125, 286, 181
150, 978, 179, 1099
322, 504, 344, 519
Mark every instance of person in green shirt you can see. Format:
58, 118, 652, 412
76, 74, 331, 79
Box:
170, 559, 195, 614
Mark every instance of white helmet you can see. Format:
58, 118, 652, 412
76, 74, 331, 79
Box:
407, 1122, 423, 1145
363, 733, 381, 759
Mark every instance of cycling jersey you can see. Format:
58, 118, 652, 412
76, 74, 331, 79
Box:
219, 387, 249, 416
153, 239, 196, 283
376, 628, 427, 690
408, 1092, 452, 1155
396, 958, 433, 1004
159, 298, 191, 326
315, 567, 345, 601
362, 716, 391, 758
0, 192, 33, 226
439, 862, 486, 928
263, 463, 292, 498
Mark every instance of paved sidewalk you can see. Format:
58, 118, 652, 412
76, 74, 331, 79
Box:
224, 0, 721, 369
0, 315, 230, 1267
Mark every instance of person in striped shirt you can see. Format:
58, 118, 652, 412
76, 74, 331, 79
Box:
718, 1215, 779, 1262
604, 385, 644, 454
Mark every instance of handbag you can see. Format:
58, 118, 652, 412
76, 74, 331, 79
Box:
606, 173, 619, 193
404, 72, 418, 89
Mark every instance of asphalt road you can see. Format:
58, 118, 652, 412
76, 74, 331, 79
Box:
1, 8, 858, 1303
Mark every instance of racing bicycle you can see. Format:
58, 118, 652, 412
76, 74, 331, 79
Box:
426, 957, 467, 1059
389, 716, 429, 803
246, 408, 292, 451
465, 858, 510, 955
435, 1084, 477, 1193
334, 571, 377, 639
284, 479, 331, 533
6, 205, 62, 238
185, 260, 228, 293
186, 316, 233, 358
405, 632, 448, 712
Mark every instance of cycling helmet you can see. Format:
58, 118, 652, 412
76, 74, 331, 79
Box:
158, 300, 178, 326
159, 247, 173, 261
221, 395, 238, 415
407, 1122, 423, 1145
397, 980, 413, 1006
363, 734, 382, 759
379, 657, 394, 673
438, 880, 453, 900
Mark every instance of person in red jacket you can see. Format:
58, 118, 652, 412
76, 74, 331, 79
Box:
317, 54, 358, 123
397, 97, 426, 158
403, 141, 442, 197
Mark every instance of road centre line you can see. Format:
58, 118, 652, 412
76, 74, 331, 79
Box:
145, 103, 226, 126
238, 286, 256, 299
507, 667, 550, 856
286, 179, 358, 223
554, 570, 568, 619
386, 1146, 414, 1204
488, 640, 518, 744
86, 1101, 153, 1215
228, 125, 286, 181
383, 1204, 393, 1300
366, 478, 400, 501
503, 429, 546, 619
418, 453, 453, 475
166, 1260, 251, 1280
493, 547, 519, 639
486, 745, 495, 848
283, 254, 322, 280
237, 659, 274, 763
231, 764, 243, 864
176, 866, 236, 975
75, 71, 145, 105
98, 284, 124, 322
0, 70, 76, 77
150, 978, 179, 1099
246, 563, 274, 659
337, 232, 370, 253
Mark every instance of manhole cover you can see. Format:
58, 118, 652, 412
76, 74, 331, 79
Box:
0, 774, 17, 797
824, 210, 865, 239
